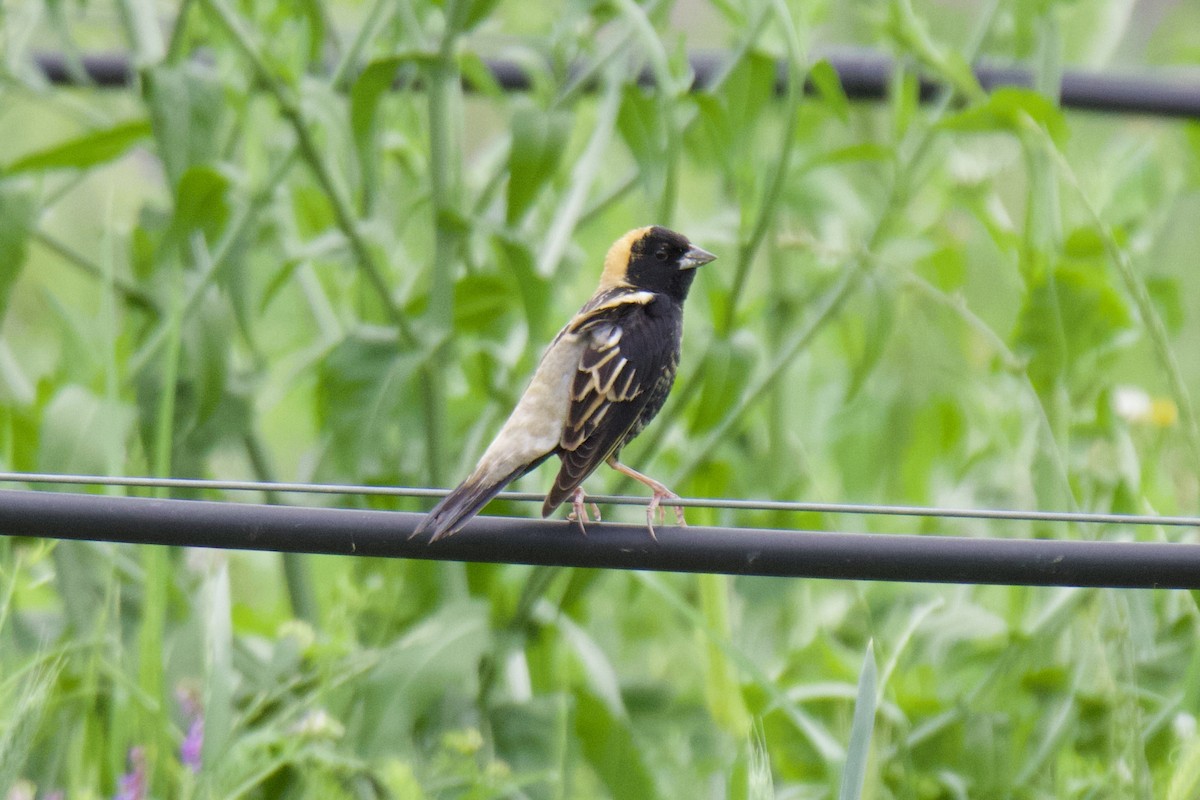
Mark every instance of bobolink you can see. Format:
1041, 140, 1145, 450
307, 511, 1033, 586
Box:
415, 226, 715, 541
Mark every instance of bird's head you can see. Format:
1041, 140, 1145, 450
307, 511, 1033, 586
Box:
599, 226, 716, 301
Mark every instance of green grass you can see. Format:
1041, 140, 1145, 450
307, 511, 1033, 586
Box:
3, 0, 1200, 797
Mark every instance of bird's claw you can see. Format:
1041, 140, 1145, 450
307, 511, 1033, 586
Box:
644, 487, 686, 541
567, 487, 600, 536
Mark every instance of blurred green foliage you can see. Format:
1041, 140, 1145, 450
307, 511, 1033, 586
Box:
2, 0, 1200, 797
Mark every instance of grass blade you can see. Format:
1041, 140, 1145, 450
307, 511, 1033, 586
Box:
838, 640, 877, 800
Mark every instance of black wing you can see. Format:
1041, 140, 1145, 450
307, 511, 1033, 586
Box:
541, 292, 678, 515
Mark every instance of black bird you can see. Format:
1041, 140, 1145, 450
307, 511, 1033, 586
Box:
415, 226, 716, 541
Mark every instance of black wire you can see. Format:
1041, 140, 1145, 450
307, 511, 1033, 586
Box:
2, 488, 1197, 588
1, 471, 1198, 529
28, 50, 1200, 119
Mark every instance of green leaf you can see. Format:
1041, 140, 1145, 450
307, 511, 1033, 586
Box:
163, 165, 232, 254
489, 698, 569, 778
748, 724, 774, 800
809, 59, 849, 122
506, 104, 571, 224
350, 53, 429, 206
915, 246, 967, 292
1169, 737, 1200, 800
143, 63, 225, 187
0, 184, 36, 319
555, 613, 625, 715
699, 573, 751, 736
458, 50, 504, 97
889, 66, 921, 140
5, 119, 153, 173
838, 641, 877, 800
1013, 262, 1135, 395
898, 400, 966, 498
940, 87, 1068, 146
0, 656, 59, 793
690, 50, 776, 173
351, 57, 404, 151
617, 85, 666, 192
135, 543, 169, 786
812, 142, 892, 167
0, 340, 34, 407
724, 51, 776, 139
38, 385, 133, 475
887, 0, 981, 100
200, 563, 234, 778
183, 294, 235, 425
574, 689, 662, 800
343, 600, 491, 757
316, 329, 421, 475
690, 332, 756, 434
351, 52, 433, 159
845, 276, 897, 401
1146, 276, 1184, 335
130, 205, 171, 281
460, 0, 503, 32
453, 273, 517, 334
298, 0, 327, 64
493, 233, 552, 336
290, 182, 337, 238
689, 93, 732, 173
1062, 225, 1106, 258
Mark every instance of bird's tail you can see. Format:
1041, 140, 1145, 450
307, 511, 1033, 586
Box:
414, 453, 552, 541
541, 481, 575, 519
413, 468, 518, 542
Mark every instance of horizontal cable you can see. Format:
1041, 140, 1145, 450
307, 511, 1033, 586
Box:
26, 49, 1200, 119
0, 488, 1197, 588
0, 471, 1196, 529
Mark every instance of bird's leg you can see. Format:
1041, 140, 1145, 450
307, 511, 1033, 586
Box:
606, 458, 685, 540
566, 486, 599, 536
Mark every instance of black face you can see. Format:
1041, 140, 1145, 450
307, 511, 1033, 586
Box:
625, 227, 701, 301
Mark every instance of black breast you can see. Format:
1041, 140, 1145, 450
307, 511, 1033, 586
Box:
615, 296, 683, 452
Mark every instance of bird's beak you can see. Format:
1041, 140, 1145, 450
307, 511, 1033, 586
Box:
680, 245, 716, 269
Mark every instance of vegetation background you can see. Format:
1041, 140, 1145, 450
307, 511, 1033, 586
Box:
2, 0, 1200, 797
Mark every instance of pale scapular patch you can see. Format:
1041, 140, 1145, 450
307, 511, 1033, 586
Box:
476, 330, 585, 476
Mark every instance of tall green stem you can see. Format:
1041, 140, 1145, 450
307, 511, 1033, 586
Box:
200, 0, 450, 492
200, 0, 416, 344
721, 0, 806, 334
423, 0, 465, 486
1046, 139, 1200, 480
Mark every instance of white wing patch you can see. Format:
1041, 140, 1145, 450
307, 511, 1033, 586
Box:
572, 324, 640, 403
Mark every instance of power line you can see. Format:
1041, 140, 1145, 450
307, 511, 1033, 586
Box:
27, 50, 1200, 119
0, 471, 1195, 529
0, 488, 1195, 588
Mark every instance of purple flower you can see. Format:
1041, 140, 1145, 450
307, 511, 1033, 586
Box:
176, 685, 204, 773
181, 716, 204, 772
114, 747, 146, 800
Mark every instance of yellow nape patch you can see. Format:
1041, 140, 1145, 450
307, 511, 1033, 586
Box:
598, 226, 653, 289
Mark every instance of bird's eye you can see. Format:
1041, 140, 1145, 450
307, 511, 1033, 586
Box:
655, 249, 669, 262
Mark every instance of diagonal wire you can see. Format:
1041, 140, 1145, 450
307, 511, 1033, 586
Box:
0, 471, 1196, 529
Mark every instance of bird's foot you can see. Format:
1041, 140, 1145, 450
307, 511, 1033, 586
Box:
605, 458, 686, 541
644, 486, 686, 542
566, 487, 600, 536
